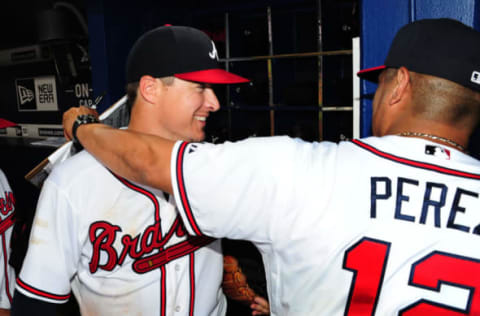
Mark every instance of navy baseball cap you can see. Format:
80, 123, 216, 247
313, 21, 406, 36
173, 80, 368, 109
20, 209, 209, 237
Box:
357, 18, 480, 92
126, 26, 249, 84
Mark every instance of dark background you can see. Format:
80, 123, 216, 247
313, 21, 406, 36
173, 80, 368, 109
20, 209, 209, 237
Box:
0, 0, 358, 315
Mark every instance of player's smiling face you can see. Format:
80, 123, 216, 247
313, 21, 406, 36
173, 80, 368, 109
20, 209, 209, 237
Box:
157, 78, 220, 142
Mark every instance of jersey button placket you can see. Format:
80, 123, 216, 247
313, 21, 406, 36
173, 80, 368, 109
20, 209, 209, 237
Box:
175, 305, 181, 312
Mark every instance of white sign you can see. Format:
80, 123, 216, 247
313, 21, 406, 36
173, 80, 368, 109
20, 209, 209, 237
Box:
16, 76, 58, 111
35, 76, 58, 111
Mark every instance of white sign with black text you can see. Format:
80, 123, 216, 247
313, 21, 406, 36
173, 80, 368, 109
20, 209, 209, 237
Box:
16, 76, 58, 111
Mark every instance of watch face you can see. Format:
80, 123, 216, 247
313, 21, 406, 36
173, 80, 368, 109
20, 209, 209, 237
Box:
73, 114, 98, 143
77, 114, 98, 124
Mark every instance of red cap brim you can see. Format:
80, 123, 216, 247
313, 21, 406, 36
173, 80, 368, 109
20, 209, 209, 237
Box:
0, 119, 17, 129
175, 69, 250, 84
357, 65, 386, 83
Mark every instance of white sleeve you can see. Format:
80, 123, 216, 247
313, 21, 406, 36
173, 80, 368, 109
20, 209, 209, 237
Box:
171, 136, 307, 243
0, 170, 15, 309
16, 177, 80, 304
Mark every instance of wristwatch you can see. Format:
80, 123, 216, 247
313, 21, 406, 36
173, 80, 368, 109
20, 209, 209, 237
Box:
72, 114, 99, 149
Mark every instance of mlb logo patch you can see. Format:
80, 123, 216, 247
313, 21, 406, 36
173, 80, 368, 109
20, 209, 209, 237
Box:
425, 145, 450, 160
472, 71, 480, 85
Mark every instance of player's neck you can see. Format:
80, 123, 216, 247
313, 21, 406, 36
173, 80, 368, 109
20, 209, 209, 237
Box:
128, 102, 170, 138
128, 119, 177, 141
388, 121, 469, 152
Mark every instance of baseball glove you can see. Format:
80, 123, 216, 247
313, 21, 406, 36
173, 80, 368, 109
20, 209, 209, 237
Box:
222, 255, 257, 304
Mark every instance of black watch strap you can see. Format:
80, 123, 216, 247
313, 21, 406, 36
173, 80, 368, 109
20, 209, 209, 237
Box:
72, 114, 99, 148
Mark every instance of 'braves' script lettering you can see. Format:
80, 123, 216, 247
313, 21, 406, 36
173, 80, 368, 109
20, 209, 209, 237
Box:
0, 192, 15, 215
89, 221, 121, 272
89, 217, 193, 273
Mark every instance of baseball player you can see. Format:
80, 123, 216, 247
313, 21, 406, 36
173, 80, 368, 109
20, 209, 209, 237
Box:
12, 26, 256, 316
0, 169, 15, 316
62, 18, 480, 315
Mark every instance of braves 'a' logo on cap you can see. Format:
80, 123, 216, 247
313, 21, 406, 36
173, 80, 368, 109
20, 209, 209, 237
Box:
208, 41, 218, 60
471, 71, 480, 85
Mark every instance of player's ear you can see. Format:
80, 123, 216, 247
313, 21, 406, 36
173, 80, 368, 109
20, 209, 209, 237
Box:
138, 75, 160, 105
389, 66, 411, 105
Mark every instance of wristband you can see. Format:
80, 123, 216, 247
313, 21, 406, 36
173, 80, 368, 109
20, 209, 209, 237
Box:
72, 114, 99, 149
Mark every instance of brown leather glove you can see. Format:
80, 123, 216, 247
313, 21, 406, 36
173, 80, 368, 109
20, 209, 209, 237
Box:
222, 255, 257, 305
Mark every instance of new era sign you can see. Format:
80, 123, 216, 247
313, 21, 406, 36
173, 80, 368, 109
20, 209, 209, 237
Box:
15, 76, 58, 111
16, 78, 35, 110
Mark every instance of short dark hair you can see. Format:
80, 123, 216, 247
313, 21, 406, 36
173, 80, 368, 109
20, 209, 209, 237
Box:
410, 71, 480, 126
125, 77, 175, 114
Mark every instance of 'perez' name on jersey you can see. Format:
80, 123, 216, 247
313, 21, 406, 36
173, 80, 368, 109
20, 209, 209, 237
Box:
371, 176, 480, 234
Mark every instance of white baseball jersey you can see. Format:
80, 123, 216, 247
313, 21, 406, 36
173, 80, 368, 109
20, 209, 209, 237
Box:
171, 135, 480, 316
17, 150, 226, 316
0, 169, 15, 309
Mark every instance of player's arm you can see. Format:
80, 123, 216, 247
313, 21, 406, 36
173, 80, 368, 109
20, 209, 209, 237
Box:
11, 290, 57, 315
62, 106, 174, 193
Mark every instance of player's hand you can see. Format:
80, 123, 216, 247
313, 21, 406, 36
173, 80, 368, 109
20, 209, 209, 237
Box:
62, 106, 99, 141
250, 296, 269, 315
